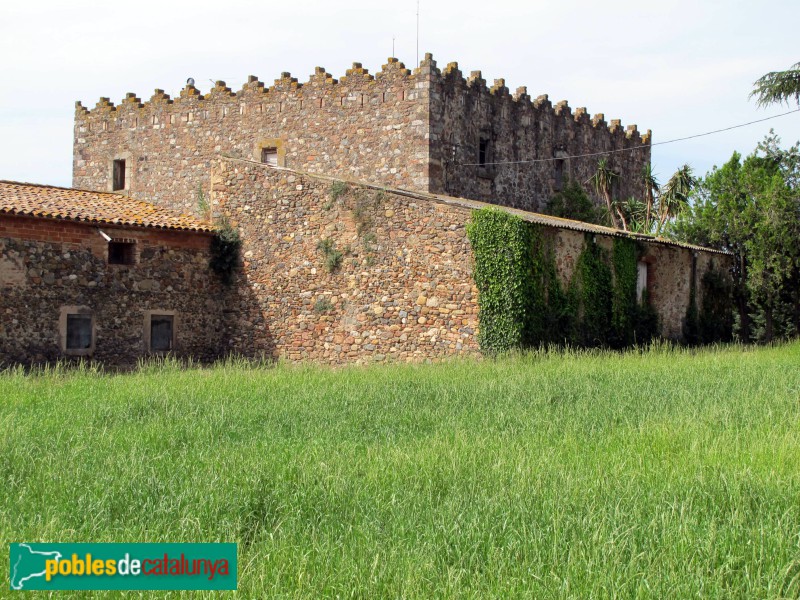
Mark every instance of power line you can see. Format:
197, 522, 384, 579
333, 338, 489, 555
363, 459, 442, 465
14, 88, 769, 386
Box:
459, 108, 800, 167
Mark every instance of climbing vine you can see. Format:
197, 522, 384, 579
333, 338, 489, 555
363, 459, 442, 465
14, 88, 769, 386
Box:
699, 264, 734, 343
611, 238, 639, 347
573, 236, 613, 347
465, 208, 534, 353
467, 208, 664, 353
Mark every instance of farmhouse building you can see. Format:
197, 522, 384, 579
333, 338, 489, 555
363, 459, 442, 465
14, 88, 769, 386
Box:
1, 56, 732, 367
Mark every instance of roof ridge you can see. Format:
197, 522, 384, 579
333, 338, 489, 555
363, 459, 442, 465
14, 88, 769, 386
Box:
0, 179, 129, 196
0, 181, 214, 233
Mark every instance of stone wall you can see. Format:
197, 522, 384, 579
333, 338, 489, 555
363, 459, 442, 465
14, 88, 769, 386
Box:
73, 55, 649, 217
73, 59, 430, 215
428, 60, 651, 212
0, 215, 231, 366
211, 160, 727, 363
550, 228, 731, 339
210, 160, 481, 364
2, 165, 730, 367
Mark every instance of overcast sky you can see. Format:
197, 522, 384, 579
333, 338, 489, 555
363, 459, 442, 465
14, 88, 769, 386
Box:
1, 0, 798, 189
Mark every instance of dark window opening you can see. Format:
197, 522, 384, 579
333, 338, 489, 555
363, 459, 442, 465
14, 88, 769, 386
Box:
478, 138, 489, 166
112, 159, 126, 191
261, 147, 278, 167
66, 314, 92, 350
637, 261, 648, 302
108, 241, 135, 265
150, 315, 174, 352
610, 171, 621, 200
554, 159, 565, 190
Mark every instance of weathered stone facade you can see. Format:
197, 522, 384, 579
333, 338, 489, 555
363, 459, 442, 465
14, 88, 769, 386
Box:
73, 55, 650, 216
428, 63, 650, 210
212, 160, 481, 363
0, 215, 227, 366
210, 159, 728, 363
1, 163, 731, 366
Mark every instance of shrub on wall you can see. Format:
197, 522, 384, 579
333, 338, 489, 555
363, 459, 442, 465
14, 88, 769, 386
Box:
210, 218, 242, 285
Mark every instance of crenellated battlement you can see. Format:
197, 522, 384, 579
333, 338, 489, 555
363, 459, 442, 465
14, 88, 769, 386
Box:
73, 53, 650, 215
75, 54, 648, 142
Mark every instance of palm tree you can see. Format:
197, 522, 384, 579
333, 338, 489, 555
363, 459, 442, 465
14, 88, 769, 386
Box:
591, 158, 621, 229
641, 163, 660, 233
656, 164, 695, 235
750, 62, 800, 108
618, 196, 649, 234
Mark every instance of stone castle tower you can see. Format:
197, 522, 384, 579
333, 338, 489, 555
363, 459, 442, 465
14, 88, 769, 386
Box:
72, 54, 651, 215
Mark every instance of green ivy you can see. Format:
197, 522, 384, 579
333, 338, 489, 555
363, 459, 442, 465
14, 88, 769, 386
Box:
611, 238, 638, 347
573, 237, 613, 347
465, 208, 534, 353
699, 264, 734, 343
467, 208, 665, 353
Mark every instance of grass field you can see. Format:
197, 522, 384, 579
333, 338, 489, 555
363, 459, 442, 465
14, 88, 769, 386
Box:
2, 342, 800, 598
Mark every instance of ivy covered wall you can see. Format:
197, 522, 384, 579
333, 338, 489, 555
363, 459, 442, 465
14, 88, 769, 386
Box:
467, 208, 668, 353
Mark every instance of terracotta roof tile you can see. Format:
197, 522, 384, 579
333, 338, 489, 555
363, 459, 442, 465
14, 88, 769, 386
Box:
0, 181, 213, 232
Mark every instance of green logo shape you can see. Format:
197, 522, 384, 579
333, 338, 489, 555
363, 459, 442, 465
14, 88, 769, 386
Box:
9, 543, 237, 591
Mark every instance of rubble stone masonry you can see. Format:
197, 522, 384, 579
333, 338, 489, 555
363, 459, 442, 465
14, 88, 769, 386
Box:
211, 160, 726, 363
73, 55, 650, 217
0, 216, 226, 366
211, 160, 481, 364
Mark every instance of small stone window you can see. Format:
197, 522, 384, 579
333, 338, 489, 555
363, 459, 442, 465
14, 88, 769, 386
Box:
67, 315, 92, 350
59, 306, 94, 356
554, 159, 565, 190
478, 138, 490, 166
112, 159, 126, 191
261, 147, 278, 167
108, 240, 135, 265
145, 311, 176, 353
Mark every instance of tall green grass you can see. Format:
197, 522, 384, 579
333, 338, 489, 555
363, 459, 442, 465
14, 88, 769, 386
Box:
1, 343, 799, 598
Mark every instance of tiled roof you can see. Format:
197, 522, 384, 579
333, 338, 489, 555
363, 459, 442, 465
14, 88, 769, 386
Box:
0, 181, 213, 232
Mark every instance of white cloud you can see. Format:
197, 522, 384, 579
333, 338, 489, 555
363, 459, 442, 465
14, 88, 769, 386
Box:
1, 0, 798, 187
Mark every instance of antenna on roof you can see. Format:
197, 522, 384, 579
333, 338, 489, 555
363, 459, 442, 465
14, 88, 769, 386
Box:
416, 1, 420, 65
186, 77, 195, 87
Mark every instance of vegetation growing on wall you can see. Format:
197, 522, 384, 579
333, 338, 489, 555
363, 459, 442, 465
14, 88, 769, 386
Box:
329, 180, 349, 202
572, 237, 613, 346
210, 218, 242, 285
317, 238, 344, 273
683, 278, 700, 346
467, 208, 663, 353
612, 238, 639, 347
465, 208, 533, 353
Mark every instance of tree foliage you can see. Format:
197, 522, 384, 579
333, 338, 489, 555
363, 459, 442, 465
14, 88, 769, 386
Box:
545, 180, 600, 224
750, 61, 800, 108
669, 132, 800, 342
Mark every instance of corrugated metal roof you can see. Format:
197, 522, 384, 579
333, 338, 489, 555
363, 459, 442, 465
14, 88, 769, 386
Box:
0, 181, 213, 233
